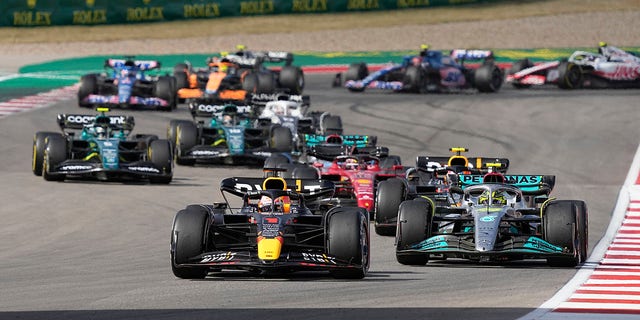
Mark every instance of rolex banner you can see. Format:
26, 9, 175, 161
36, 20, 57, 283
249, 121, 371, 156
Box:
1, 0, 503, 27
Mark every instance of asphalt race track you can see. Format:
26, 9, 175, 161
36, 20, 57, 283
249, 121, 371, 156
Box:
1, 74, 639, 320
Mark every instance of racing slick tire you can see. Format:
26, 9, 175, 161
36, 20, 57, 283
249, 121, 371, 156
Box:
33, 131, 62, 176
474, 63, 503, 93
78, 74, 98, 108
345, 62, 368, 82
557, 60, 583, 89
508, 59, 534, 88
374, 178, 406, 236
148, 139, 173, 184
175, 122, 198, 165
543, 200, 583, 267
279, 66, 305, 94
42, 135, 67, 181
257, 72, 276, 94
171, 205, 210, 279
291, 165, 320, 179
575, 200, 589, 262
270, 126, 293, 152
155, 76, 177, 111
242, 72, 259, 93
167, 120, 193, 148
403, 65, 426, 93
173, 63, 189, 103
396, 199, 431, 265
320, 115, 343, 135
327, 207, 370, 279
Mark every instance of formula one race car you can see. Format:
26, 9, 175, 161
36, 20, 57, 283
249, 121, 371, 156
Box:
221, 45, 305, 94
374, 147, 509, 236
171, 176, 369, 279
32, 108, 173, 183
335, 46, 503, 93
317, 154, 406, 215
78, 58, 177, 110
395, 171, 588, 267
167, 102, 293, 165
506, 43, 640, 89
174, 59, 253, 103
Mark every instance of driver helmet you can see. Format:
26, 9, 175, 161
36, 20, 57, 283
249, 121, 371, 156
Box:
345, 158, 359, 170
491, 191, 508, 205
219, 64, 228, 73
274, 196, 291, 214
222, 114, 233, 126
419, 44, 430, 56
258, 196, 272, 213
95, 126, 107, 139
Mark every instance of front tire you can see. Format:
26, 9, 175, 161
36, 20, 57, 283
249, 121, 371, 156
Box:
33, 131, 62, 176
155, 76, 177, 111
279, 66, 305, 94
557, 60, 583, 89
78, 74, 98, 108
327, 207, 369, 279
374, 178, 405, 236
345, 62, 368, 82
171, 205, 210, 279
395, 200, 431, 265
270, 126, 293, 152
42, 135, 67, 181
543, 200, 582, 267
175, 122, 198, 165
148, 139, 173, 184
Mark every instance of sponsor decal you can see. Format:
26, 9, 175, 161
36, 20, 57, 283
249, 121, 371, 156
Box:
302, 252, 336, 264
128, 166, 160, 173
65, 115, 126, 125
239, 0, 274, 14
191, 150, 220, 156
183, 2, 220, 18
480, 215, 496, 222
200, 252, 236, 263
60, 165, 93, 171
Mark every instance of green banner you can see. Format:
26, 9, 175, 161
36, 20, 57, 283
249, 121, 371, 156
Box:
1, 0, 504, 27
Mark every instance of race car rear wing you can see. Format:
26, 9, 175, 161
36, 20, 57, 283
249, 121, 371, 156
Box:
188, 103, 254, 119
350, 146, 390, 158
304, 134, 377, 148
104, 59, 161, 70
249, 93, 310, 107
416, 156, 509, 173
220, 177, 335, 200
457, 174, 556, 195
57, 114, 134, 131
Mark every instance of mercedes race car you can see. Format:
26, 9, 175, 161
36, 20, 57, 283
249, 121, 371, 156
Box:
395, 171, 588, 267
374, 147, 509, 236
167, 102, 293, 165
506, 43, 640, 89
171, 176, 369, 279
32, 108, 173, 183
78, 58, 177, 110
335, 47, 503, 93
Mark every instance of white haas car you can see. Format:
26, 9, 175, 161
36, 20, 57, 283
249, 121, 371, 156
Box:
506, 44, 640, 89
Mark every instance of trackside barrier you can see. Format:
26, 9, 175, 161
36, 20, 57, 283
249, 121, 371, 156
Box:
1, 0, 506, 27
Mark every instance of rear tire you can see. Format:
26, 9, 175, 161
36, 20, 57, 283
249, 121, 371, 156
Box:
345, 62, 368, 82
474, 63, 503, 93
403, 65, 425, 93
257, 72, 276, 94
279, 66, 305, 94
155, 76, 176, 111
173, 63, 189, 103
171, 205, 210, 279
42, 135, 67, 182
374, 178, 406, 236
167, 120, 193, 148
242, 72, 259, 93
396, 200, 431, 265
543, 200, 581, 267
33, 131, 62, 176
327, 207, 369, 279
321, 115, 343, 135
270, 126, 293, 152
148, 139, 173, 184
175, 122, 198, 165
78, 74, 98, 108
